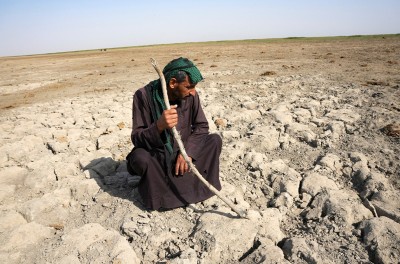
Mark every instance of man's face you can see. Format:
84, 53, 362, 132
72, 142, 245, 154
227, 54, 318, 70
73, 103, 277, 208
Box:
170, 75, 197, 100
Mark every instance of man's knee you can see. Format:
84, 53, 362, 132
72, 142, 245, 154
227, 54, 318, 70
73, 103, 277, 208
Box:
207, 134, 222, 151
127, 148, 152, 175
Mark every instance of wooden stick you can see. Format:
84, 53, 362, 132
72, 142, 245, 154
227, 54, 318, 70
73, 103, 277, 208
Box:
150, 58, 247, 218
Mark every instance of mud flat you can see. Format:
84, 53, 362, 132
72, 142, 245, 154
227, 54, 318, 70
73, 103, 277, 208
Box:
0, 35, 399, 263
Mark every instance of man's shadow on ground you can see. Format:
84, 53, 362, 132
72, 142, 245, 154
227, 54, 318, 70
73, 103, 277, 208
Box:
84, 157, 146, 210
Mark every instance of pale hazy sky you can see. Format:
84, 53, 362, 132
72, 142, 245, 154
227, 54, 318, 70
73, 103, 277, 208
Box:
0, 0, 399, 56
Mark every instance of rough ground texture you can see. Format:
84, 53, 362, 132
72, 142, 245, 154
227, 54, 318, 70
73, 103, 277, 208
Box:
0, 36, 399, 263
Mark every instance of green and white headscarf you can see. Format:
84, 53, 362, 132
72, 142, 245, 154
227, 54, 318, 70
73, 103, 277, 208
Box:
162, 57, 204, 85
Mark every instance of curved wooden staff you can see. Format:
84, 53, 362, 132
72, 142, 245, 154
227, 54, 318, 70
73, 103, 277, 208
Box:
150, 58, 246, 218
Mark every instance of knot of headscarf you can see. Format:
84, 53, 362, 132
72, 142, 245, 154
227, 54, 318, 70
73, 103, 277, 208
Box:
150, 57, 203, 154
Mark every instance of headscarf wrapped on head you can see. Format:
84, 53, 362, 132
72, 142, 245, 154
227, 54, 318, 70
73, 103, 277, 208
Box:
162, 57, 204, 85
147, 57, 203, 155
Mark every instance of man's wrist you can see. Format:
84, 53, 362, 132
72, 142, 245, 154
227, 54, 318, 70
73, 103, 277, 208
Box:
156, 120, 163, 134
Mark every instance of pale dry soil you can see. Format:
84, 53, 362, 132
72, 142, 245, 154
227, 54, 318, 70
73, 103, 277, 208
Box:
0, 36, 399, 263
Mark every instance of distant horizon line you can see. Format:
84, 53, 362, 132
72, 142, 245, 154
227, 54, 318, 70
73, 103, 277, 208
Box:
2, 33, 399, 59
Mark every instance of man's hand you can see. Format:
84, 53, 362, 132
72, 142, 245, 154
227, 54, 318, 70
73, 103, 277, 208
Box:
156, 105, 178, 133
175, 154, 192, 176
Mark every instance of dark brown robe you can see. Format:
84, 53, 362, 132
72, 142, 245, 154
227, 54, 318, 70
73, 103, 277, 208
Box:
126, 84, 222, 210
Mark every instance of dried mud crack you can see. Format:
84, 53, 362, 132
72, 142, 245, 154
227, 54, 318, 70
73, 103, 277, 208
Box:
0, 36, 399, 263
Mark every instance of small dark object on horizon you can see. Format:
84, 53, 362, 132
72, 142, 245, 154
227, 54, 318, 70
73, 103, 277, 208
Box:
260, 71, 276, 76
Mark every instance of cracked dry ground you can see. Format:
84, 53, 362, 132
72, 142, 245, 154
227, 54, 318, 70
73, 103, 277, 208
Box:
0, 35, 399, 263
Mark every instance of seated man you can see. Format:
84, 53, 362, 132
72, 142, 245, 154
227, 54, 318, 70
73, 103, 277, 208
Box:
126, 57, 222, 210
